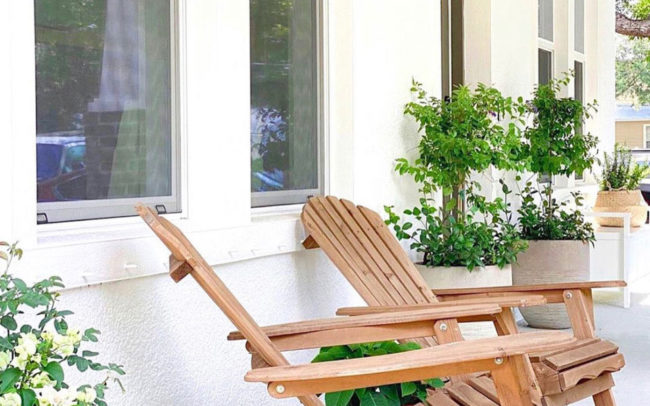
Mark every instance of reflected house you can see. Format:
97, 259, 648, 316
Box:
85, 0, 172, 201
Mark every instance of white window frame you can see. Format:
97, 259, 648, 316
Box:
35, 0, 182, 224
643, 125, 650, 149
250, 0, 326, 208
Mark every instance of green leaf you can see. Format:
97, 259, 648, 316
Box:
12, 279, 27, 292
44, 362, 64, 385
425, 378, 445, 389
400, 382, 417, 397
324, 390, 354, 406
359, 390, 391, 406
0, 368, 21, 393
0, 315, 17, 331
19, 389, 36, 406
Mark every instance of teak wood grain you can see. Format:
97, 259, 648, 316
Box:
139, 202, 580, 406
301, 196, 626, 406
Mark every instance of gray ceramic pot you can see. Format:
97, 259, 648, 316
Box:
512, 240, 590, 329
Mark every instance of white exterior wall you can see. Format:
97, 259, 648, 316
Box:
0, 1, 440, 404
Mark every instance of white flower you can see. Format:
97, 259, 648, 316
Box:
0, 393, 21, 406
41, 331, 54, 342
66, 330, 82, 346
16, 333, 38, 356
10, 351, 29, 371
76, 388, 96, 403
37, 386, 76, 406
52, 334, 75, 357
30, 372, 54, 388
0, 351, 11, 369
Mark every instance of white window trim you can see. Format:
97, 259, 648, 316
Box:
643, 125, 650, 149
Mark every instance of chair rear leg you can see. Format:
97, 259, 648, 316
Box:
593, 388, 616, 406
491, 355, 535, 406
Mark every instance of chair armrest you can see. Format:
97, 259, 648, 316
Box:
245, 331, 577, 398
228, 303, 501, 341
432, 280, 626, 297
336, 294, 547, 316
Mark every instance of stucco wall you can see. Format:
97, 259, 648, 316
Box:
55, 250, 364, 405
616, 121, 649, 149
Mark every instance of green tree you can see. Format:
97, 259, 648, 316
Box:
616, 36, 650, 104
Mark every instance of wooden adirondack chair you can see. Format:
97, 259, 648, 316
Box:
136, 203, 578, 406
301, 196, 627, 406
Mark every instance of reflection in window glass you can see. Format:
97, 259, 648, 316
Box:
35, 0, 174, 207
538, 0, 553, 41
250, 0, 320, 206
575, 0, 584, 53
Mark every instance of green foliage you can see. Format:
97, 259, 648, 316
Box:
385, 181, 527, 270
521, 73, 598, 178
616, 36, 650, 105
516, 73, 598, 242
0, 242, 125, 406
400, 80, 526, 197
313, 342, 445, 406
600, 143, 650, 191
389, 81, 527, 270
517, 183, 595, 243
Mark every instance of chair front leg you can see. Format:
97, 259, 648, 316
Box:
563, 289, 596, 340
493, 308, 519, 336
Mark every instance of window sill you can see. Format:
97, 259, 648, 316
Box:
27, 208, 309, 290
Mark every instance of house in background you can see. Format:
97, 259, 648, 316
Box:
615, 104, 650, 149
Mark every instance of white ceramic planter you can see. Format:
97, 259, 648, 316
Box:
415, 264, 512, 290
512, 240, 590, 329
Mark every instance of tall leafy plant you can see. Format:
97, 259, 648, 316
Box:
517, 73, 598, 242
386, 81, 528, 270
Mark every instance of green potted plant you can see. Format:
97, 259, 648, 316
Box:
385, 80, 528, 289
513, 74, 599, 329
593, 143, 650, 227
0, 242, 125, 406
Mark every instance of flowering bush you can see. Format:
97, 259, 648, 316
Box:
0, 242, 124, 406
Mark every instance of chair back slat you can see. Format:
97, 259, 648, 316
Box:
136, 205, 289, 368
302, 196, 438, 307
302, 196, 460, 349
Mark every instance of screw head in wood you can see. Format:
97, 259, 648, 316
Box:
565, 292, 573, 299
275, 384, 286, 394
439, 323, 448, 332
494, 357, 504, 365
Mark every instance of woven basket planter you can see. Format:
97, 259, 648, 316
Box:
594, 190, 646, 227
512, 240, 589, 329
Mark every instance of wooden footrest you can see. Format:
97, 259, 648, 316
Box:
531, 339, 624, 395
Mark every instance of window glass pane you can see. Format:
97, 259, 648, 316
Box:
574, 0, 584, 53
250, 0, 319, 203
574, 61, 584, 104
538, 49, 553, 85
538, 0, 553, 41
35, 0, 173, 206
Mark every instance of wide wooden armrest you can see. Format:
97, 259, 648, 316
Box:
336, 294, 547, 316
228, 303, 501, 341
432, 280, 626, 297
245, 331, 577, 398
